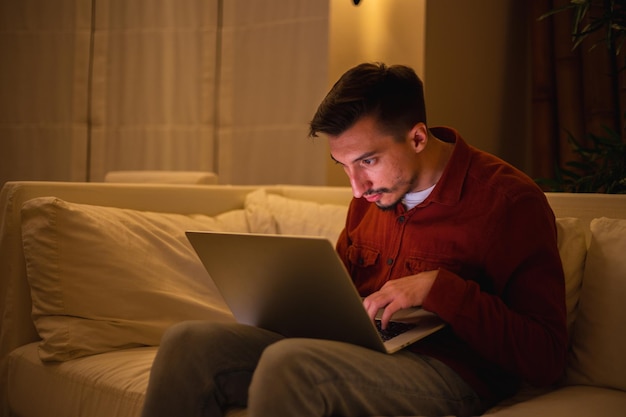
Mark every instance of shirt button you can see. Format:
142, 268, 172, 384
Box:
387, 258, 394, 265
358, 257, 365, 265
398, 216, 405, 223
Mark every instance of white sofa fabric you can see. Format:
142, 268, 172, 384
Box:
1, 181, 625, 417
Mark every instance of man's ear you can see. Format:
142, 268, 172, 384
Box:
409, 123, 429, 153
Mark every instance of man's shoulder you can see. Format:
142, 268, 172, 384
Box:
466, 147, 543, 202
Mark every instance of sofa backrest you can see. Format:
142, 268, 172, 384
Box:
1, 181, 625, 398
545, 192, 626, 242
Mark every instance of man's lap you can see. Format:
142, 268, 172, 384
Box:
250, 336, 482, 416
143, 321, 482, 417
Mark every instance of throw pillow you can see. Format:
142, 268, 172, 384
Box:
555, 217, 587, 338
565, 217, 626, 391
244, 189, 348, 244
21, 197, 245, 361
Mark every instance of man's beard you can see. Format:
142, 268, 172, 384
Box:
375, 193, 404, 211
364, 188, 405, 211
365, 175, 417, 211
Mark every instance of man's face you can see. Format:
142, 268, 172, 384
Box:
329, 116, 421, 210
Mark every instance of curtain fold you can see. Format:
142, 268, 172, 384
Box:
530, 0, 624, 181
1, 1, 331, 186
217, 0, 329, 185
0, 0, 92, 184
88, 0, 220, 181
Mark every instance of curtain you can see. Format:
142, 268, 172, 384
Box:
0, 0, 330, 186
530, 0, 625, 180
88, 0, 220, 181
0, 0, 92, 183
217, 0, 329, 185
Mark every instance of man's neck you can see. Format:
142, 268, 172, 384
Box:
412, 132, 454, 192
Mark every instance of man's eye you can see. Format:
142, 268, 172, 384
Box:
361, 158, 375, 166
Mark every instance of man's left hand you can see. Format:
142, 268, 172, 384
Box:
362, 270, 439, 329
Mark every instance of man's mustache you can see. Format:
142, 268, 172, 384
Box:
364, 188, 391, 196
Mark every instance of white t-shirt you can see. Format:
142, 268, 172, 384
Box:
402, 184, 436, 210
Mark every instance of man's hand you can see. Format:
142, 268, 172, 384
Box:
363, 270, 439, 329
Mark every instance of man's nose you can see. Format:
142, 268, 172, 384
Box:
348, 171, 369, 199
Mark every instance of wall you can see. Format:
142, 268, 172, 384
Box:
326, 0, 426, 186
425, 0, 531, 173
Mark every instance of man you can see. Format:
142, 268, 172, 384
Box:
141, 63, 567, 417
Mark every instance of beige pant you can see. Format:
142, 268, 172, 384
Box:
141, 321, 482, 417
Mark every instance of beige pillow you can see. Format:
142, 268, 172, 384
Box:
565, 217, 626, 390
21, 197, 244, 361
245, 189, 348, 244
555, 217, 587, 337
243, 190, 279, 235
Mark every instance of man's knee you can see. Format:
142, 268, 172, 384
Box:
161, 320, 227, 346
160, 321, 285, 369
251, 338, 332, 390
249, 339, 349, 416
152, 321, 227, 374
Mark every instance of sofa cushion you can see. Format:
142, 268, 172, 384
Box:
8, 343, 154, 417
20, 197, 242, 361
483, 385, 626, 416
565, 217, 626, 391
555, 217, 587, 337
244, 189, 348, 244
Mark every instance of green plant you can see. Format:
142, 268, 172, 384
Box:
536, 125, 626, 193
536, 0, 626, 193
542, 0, 626, 58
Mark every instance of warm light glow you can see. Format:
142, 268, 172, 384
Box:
329, 0, 426, 80
327, 0, 426, 186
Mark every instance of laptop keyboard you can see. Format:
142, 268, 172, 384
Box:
375, 320, 416, 341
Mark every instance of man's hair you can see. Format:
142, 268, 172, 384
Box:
308, 62, 427, 140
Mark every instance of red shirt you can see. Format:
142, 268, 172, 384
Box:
336, 127, 568, 406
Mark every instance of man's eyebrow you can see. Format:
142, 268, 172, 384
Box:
352, 151, 377, 164
330, 151, 377, 165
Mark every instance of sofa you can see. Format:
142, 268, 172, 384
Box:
0, 180, 625, 417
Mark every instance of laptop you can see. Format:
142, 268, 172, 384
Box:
186, 231, 445, 354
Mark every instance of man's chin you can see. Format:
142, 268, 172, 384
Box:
375, 197, 402, 211
363, 187, 405, 211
